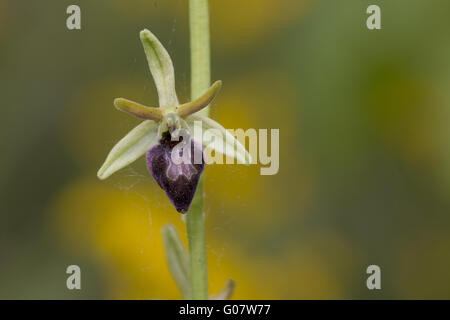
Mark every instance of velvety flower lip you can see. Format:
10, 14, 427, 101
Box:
146, 132, 205, 213
97, 29, 251, 213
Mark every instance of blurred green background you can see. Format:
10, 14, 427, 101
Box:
1, 0, 450, 299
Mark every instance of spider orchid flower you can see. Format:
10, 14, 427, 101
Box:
97, 29, 251, 213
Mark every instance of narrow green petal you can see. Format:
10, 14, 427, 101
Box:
97, 120, 159, 180
114, 98, 163, 122
186, 114, 252, 165
176, 80, 222, 118
140, 29, 178, 110
162, 224, 191, 299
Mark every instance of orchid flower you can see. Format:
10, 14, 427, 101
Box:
97, 29, 251, 213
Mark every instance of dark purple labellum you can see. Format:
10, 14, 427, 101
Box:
146, 132, 205, 213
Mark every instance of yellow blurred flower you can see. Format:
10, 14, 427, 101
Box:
49, 178, 345, 299
49, 179, 274, 298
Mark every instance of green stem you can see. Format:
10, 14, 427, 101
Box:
190, 0, 211, 109
186, 0, 210, 300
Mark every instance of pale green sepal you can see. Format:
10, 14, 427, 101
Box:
162, 224, 192, 300
210, 279, 236, 300
97, 120, 159, 180
140, 29, 179, 109
176, 80, 222, 118
186, 114, 252, 165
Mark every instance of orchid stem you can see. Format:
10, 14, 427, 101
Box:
186, 0, 210, 300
